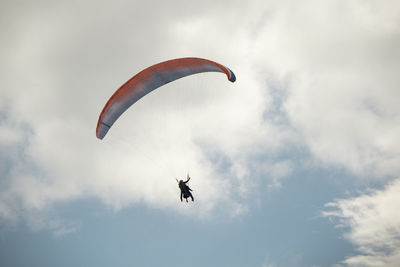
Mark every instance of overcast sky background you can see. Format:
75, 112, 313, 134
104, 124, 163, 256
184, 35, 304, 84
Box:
1, 0, 399, 266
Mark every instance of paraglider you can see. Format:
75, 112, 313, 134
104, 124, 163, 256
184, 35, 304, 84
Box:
176, 174, 194, 202
96, 57, 236, 139
96, 57, 236, 202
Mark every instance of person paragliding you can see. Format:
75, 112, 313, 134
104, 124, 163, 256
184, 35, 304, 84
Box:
176, 174, 194, 202
96, 58, 236, 202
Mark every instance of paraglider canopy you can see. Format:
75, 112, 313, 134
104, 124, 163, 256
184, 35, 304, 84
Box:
96, 57, 236, 139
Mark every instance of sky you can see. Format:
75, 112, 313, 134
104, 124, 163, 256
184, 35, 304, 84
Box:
0, 0, 399, 266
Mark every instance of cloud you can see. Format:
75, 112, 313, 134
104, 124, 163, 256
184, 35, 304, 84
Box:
0, 0, 399, 232
238, 0, 400, 178
0, 0, 290, 226
323, 179, 400, 266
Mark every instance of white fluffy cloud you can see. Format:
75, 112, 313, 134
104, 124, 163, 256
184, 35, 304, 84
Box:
249, 0, 400, 177
0, 0, 289, 226
323, 179, 400, 266
0, 0, 399, 230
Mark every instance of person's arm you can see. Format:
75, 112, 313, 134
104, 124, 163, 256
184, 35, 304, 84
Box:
184, 174, 191, 183
180, 192, 183, 202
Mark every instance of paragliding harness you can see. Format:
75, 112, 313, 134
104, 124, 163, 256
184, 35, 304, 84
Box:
176, 174, 194, 202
